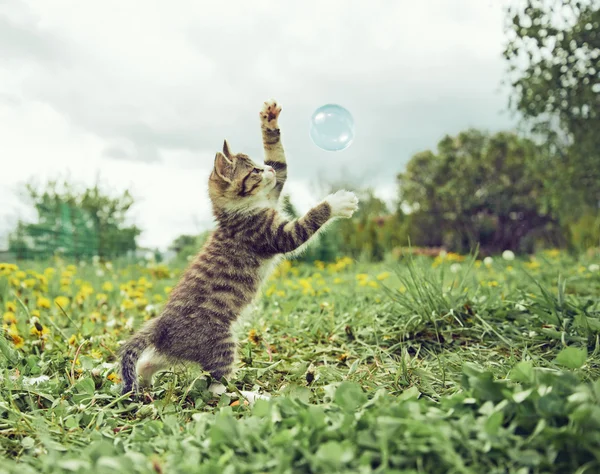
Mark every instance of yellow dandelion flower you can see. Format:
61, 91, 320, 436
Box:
487, 281, 499, 287
164, 286, 173, 295
248, 329, 261, 344
96, 293, 108, 301
333, 277, 343, 284
37, 297, 51, 309
121, 299, 135, 310
314, 261, 325, 271
152, 294, 164, 303
23, 278, 37, 289
89, 312, 101, 322
31, 309, 40, 318
525, 260, 541, 270
107, 373, 120, 383
89, 349, 102, 359
102, 282, 114, 292
276, 290, 285, 297
356, 273, 369, 281
3, 311, 17, 324
368, 281, 379, 288
5, 301, 17, 312
266, 284, 277, 297
11, 333, 25, 349
68, 334, 78, 346
376, 272, 391, 281
30, 322, 50, 337
54, 296, 70, 309
398, 286, 407, 293
15, 270, 26, 280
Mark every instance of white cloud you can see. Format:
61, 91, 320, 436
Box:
0, 0, 517, 250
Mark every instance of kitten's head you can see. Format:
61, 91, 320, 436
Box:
208, 140, 277, 216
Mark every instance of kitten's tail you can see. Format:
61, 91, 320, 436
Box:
118, 319, 156, 395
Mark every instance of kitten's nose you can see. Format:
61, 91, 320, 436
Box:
266, 166, 275, 175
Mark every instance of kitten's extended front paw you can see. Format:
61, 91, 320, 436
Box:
325, 190, 359, 218
260, 99, 281, 130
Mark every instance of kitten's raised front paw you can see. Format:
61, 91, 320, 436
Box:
325, 190, 359, 218
260, 99, 281, 130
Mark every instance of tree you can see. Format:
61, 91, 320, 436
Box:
504, 0, 600, 212
8, 178, 141, 259
397, 129, 561, 254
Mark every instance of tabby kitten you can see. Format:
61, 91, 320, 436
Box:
119, 99, 359, 395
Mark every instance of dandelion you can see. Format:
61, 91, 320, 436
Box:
5, 301, 16, 313
333, 278, 343, 284
68, 334, 78, 346
30, 322, 50, 338
3, 311, 17, 324
90, 349, 103, 359
502, 250, 515, 261
483, 257, 493, 267
107, 373, 121, 383
589, 264, 599, 273
37, 297, 51, 310
54, 296, 70, 309
164, 286, 173, 295
248, 329, 262, 344
525, 260, 541, 270
102, 282, 114, 292
121, 300, 135, 310
368, 281, 379, 288
376, 272, 390, 281
487, 281, 499, 287
152, 294, 164, 303
96, 293, 108, 301
8, 328, 24, 349
450, 263, 461, 274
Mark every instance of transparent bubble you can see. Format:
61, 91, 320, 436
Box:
309, 104, 355, 151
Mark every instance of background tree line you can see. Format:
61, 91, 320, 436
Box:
5, 0, 599, 262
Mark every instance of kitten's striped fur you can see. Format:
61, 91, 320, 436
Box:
119, 100, 359, 395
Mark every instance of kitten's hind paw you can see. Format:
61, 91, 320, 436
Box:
260, 99, 281, 130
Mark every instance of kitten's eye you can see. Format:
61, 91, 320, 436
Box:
252, 168, 262, 174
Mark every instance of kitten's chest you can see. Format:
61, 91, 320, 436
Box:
257, 255, 283, 285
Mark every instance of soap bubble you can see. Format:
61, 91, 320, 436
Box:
309, 104, 355, 151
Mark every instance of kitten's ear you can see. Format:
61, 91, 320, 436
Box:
214, 152, 233, 182
223, 140, 232, 159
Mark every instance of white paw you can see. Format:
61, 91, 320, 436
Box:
325, 190, 359, 218
259, 99, 281, 130
239, 390, 271, 403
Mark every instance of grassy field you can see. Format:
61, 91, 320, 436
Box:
1, 249, 600, 473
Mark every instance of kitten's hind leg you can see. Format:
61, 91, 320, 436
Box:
136, 346, 170, 389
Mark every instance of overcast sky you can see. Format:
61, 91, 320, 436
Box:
0, 0, 517, 251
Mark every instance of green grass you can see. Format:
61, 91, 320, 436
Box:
1, 249, 599, 473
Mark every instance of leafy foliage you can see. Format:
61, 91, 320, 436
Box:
397, 130, 562, 254
1, 250, 599, 472
8, 178, 141, 260
504, 0, 600, 211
